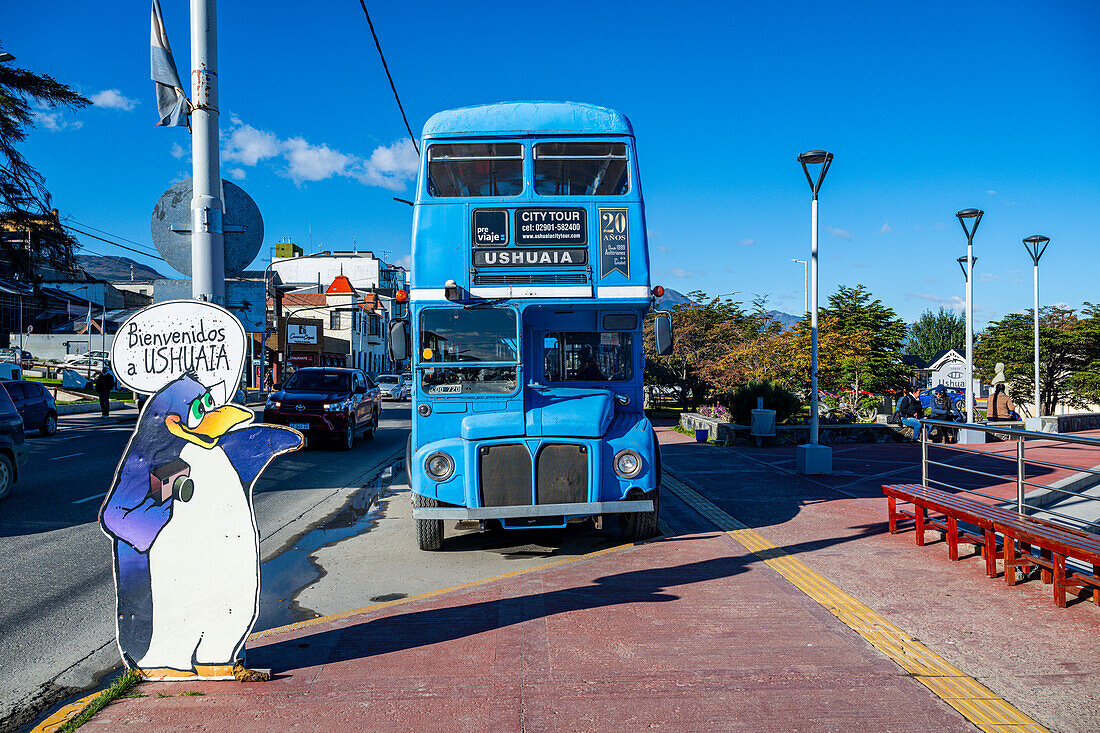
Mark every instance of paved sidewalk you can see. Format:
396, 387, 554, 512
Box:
49, 429, 1098, 732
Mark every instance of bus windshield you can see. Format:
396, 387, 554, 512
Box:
534, 142, 629, 196
428, 143, 523, 198
419, 308, 517, 363
544, 332, 633, 382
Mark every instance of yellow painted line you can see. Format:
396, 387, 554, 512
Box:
31, 692, 100, 733
662, 472, 1049, 732
250, 538, 641, 639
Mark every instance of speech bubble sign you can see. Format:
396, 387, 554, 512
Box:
111, 300, 246, 396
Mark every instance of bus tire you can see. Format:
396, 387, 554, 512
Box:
414, 493, 443, 551
619, 488, 659, 541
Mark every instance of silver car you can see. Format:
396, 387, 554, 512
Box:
376, 374, 408, 401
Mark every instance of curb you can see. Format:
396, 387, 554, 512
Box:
56, 401, 127, 416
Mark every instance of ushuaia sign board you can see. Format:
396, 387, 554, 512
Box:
473, 247, 588, 267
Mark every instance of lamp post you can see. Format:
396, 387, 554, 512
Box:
1022, 235, 1050, 430
955, 208, 983, 443
791, 258, 808, 314
796, 150, 834, 475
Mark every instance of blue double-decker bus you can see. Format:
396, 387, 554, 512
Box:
392, 102, 672, 550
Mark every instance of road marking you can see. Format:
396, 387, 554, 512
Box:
661, 471, 1050, 733
72, 492, 107, 504
49, 452, 83, 461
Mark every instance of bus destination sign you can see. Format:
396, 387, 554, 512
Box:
473, 247, 588, 268
515, 207, 587, 246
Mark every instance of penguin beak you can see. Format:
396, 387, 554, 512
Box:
166, 405, 252, 448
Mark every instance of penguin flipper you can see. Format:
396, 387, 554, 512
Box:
220, 425, 304, 486
102, 459, 173, 553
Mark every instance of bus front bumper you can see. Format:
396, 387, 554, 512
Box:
412, 500, 654, 521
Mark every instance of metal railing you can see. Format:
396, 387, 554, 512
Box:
918, 418, 1100, 532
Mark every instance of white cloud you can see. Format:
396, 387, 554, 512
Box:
656, 245, 672, 253
735, 238, 754, 246
987, 190, 997, 195
878, 222, 893, 235
282, 137, 352, 182
905, 292, 966, 311
90, 89, 137, 111
979, 272, 1002, 283
827, 226, 851, 239
665, 267, 705, 279
223, 120, 281, 166
37, 111, 82, 132
170, 142, 187, 159
221, 117, 418, 190
228, 167, 247, 180
396, 254, 411, 270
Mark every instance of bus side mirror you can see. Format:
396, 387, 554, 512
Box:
388, 320, 409, 362
654, 315, 673, 356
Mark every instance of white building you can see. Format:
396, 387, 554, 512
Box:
271, 250, 405, 294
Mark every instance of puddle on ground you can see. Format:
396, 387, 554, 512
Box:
256, 459, 403, 631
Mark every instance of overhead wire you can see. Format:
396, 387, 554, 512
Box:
66, 218, 159, 255
61, 224, 166, 261
357, 0, 419, 156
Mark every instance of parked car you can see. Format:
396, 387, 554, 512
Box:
0, 348, 34, 367
263, 367, 381, 449
63, 350, 109, 364
1, 380, 57, 436
920, 386, 964, 412
0, 383, 28, 500
63, 356, 111, 378
376, 374, 408, 400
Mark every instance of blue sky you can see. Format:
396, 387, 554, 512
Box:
7, 1, 1099, 326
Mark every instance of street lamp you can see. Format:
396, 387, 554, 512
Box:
1022, 234, 1050, 430
796, 150, 834, 475
956, 255, 977, 279
956, 208, 983, 442
791, 258, 807, 314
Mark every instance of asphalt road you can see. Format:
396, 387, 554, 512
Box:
0, 402, 411, 732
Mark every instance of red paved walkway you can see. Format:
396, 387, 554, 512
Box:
80, 531, 974, 732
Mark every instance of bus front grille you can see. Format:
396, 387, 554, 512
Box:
478, 443, 532, 506
473, 272, 589, 286
536, 444, 588, 505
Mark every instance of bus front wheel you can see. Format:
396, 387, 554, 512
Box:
619, 488, 659, 541
414, 493, 444, 551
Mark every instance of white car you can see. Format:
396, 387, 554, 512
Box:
64, 351, 109, 364
376, 374, 408, 400
63, 356, 111, 378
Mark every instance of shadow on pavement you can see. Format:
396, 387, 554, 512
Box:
251, 538, 742, 672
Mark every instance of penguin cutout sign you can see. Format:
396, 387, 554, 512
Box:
100, 300, 303, 680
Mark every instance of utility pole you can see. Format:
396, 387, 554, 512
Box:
190, 0, 225, 302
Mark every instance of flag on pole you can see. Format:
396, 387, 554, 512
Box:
150, 0, 190, 127
85, 303, 92, 334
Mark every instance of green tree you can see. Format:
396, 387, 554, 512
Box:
908, 308, 966, 363
974, 305, 1094, 416
643, 291, 745, 409
0, 48, 89, 276
817, 284, 910, 393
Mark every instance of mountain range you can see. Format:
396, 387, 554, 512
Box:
76, 255, 166, 282
656, 288, 800, 327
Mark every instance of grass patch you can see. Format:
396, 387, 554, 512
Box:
26, 376, 61, 386
56, 669, 141, 732
181, 691, 205, 696
157, 692, 173, 698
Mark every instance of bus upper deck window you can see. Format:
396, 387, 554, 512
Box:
428, 143, 523, 198
534, 142, 629, 196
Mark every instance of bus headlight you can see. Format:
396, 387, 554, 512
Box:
614, 450, 642, 479
425, 452, 455, 481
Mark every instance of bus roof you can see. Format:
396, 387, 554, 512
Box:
421, 102, 633, 139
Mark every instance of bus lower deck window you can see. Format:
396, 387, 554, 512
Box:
534, 142, 629, 196
428, 143, 523, 198
544, 332, 633, 382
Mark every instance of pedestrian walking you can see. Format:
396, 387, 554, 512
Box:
94, 368, 116, 417
987, 383, 1017, 422
895, 384, 926, 441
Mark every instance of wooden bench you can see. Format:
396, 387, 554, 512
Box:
883, 483, 1100, 608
